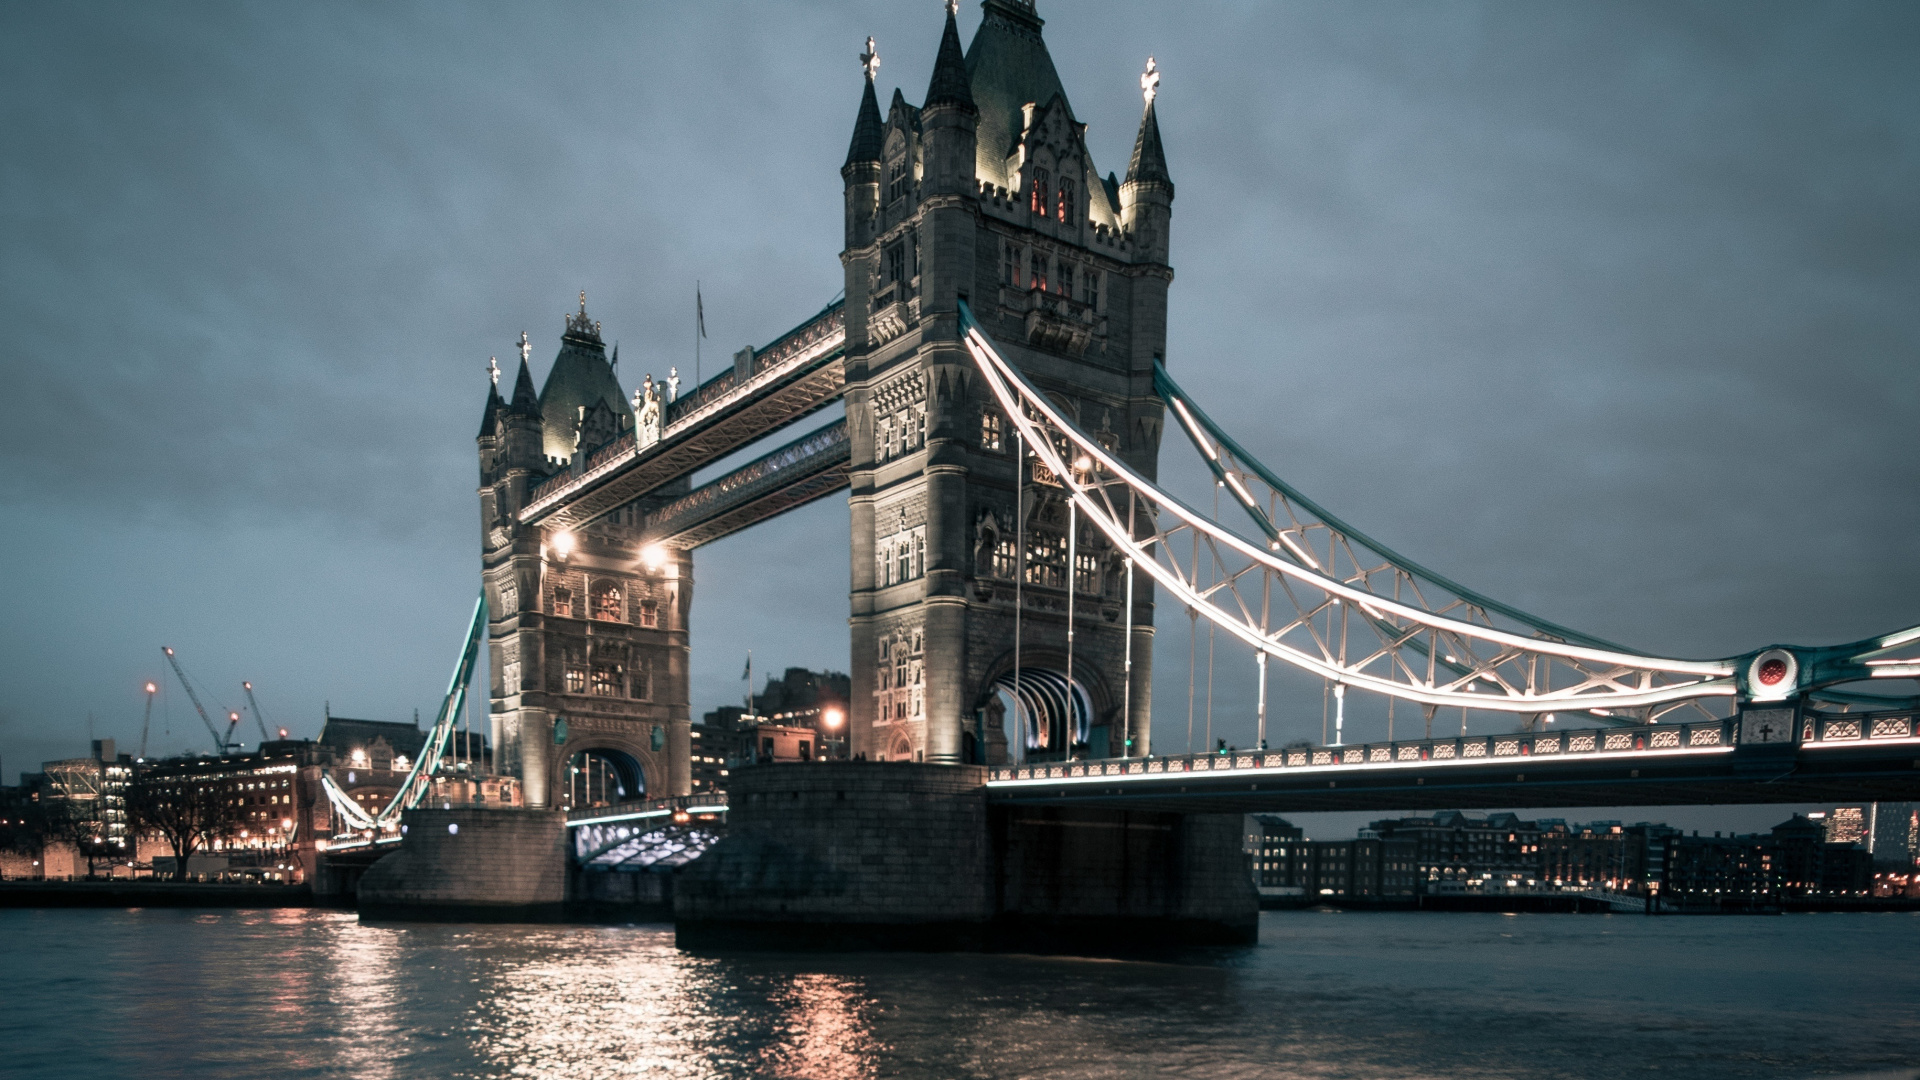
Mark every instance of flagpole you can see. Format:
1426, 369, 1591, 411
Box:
695, 280, 703, 385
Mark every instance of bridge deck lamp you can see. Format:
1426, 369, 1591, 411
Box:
550, 530, 576, 561
641, 544, 668, 572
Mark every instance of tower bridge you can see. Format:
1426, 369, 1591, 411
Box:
348, 0, 1920, 944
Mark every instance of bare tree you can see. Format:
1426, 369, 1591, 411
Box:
127, 773, 243, 882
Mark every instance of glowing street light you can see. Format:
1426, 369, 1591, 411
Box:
550, 530, 576, 560
640, 543, 668, 572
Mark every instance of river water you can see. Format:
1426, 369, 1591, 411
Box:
2, 908, 1915, 1080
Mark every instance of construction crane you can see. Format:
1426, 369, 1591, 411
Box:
241, 681, 275, 742
138, 681, 157, 760
161, 646, 240, 754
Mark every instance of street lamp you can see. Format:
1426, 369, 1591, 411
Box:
820, 707, 845, 760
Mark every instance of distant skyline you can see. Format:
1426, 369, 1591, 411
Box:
2, 2, 1915, 835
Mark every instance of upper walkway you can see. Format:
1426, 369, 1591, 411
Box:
521, 301, 848, 532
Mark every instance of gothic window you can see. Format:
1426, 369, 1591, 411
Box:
591, 580, 622, 622
887, 159, 910, 204
1058, 262, 1074, 298
1029, 250, 1048, 292
498, 581, 518, 614
1057, 177, 1076, 223
993, 536, 1019, 579
1026, 531, 1065, 588
564, 663, 587, 695
980, 409, 1003, 452
1075, 548, 1101, 594
1029, 167, 1050, 216
631, 656, 653, 701
884, 241, 907, 295
876, 414, 894, 461
1086, 270, 1099, 311
591, 665, 621, 697
914, 531, 926, 579
1003, 241, 1021, 287
895, 538, 911, 585
639, 599, 659, 628
552, 587, 574, 619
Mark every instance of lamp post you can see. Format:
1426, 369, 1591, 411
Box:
820, 707, 846, 760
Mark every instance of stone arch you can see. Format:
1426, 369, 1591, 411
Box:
549, 729, 665, 811
976, 648, 1112, 761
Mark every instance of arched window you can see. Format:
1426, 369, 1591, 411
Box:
552, 587, 574, 619
1029, 168, 1050, 216
1056, 177, 1075, 223
591, 580, 622, 622
1028, 250, 1048, 292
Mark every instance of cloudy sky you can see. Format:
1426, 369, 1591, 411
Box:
2, 1, 1914, 833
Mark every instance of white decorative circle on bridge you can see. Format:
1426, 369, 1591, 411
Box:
1747, 648, 1798, 702
447, 823, 460, 835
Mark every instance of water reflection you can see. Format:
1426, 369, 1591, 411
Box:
2, 909, 1916, 1080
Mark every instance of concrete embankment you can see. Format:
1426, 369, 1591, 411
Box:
0, 881, 325, 908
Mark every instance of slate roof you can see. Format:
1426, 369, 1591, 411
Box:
539, 321, 630, 462
318, 717, 427, 761
845, 76, 884, 167
964, 0, 1070, 187
1126, 98, 1173, 191
924, 6, 976, 112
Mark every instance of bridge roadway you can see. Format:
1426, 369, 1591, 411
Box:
521, 301, 847, 533
987, 710, 1920, 813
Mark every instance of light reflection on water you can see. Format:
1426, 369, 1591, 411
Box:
2, 908, 1915, 1079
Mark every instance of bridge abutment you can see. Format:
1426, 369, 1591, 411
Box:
356, 806, 567, 921
673, 762, 1256, 950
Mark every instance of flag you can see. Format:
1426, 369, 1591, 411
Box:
697, 283, 707, 339
741, 654, 751, 680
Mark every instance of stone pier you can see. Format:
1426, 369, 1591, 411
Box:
674, 762, 1256, 950
356, 806, 566, 921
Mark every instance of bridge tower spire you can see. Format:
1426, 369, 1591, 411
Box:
843, 0, 1171, 765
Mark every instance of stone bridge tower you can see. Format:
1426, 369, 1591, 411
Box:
476, 301, 693, 809
843, 0, 1173, 765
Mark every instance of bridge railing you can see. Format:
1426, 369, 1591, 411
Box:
987, 708, 1917, 783
563, 792, 729, 828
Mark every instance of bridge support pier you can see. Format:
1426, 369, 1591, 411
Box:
356, 806, 567, 921
673, 763, 1256, 951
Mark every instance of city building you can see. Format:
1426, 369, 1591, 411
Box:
1246, 814, 1309, 899
1369, 811, 1543, 891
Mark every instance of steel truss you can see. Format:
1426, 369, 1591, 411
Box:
958, 301, 1919, 722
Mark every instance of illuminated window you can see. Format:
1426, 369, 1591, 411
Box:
591, 580, 622, 622
887, 158, 911, 204
1029, 167, 1050, 215
1029, 250, 1048, 292
1075, 549, 1100, 594
980, 409, 1003, 452
1056, 177, 1075, 223
1003, 241, 1021, 287
564, 665, 586, 694
590, 665, 621, 697
552, 587, 574, 619
639, 600, 659, 628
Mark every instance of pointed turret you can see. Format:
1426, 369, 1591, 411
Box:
1121, 57, 1174, 265
844, 44, 884, 170
920, 4, 979, 200
478, 380, 504, 439
509, 356, 539, 415
923, 5, 976, 113
843, 36, 886, 250
1125, 98, 1173, 193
